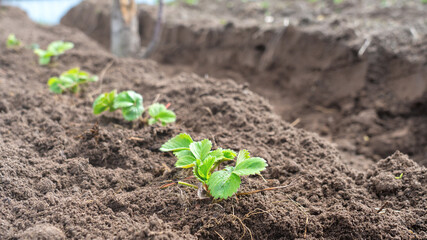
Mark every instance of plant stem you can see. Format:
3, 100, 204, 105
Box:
140, 115, 148, 124
211, 159, 232, 173
178, 181, 198, 189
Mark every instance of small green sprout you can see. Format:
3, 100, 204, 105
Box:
34, 41, 74, 65
395, 173, 403, 179
6, 34, 22, 49
113, 90, 145, 121
93, 90, 118, 115
148, 103, 176, 126
48, 68, 98, 94
94, 90, 144, 121
93, 90, 176, 123
160, 133, 268, 199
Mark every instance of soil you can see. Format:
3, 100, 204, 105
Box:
0, 5, 426, 240
61, 0, 427, 169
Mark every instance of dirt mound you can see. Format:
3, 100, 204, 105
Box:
1, 6, 426, 239
62, 0, 427, 167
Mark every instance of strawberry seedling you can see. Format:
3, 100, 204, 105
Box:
6, 34, 22, 49
93, 90, 176, 123
160, 133, 268, 199
94, 90, 144, 121
48, 68, 98, 94
93, 90, 118, 115
112, 90, 145, 121
34, 41, 74, 65
148, 103, 176, 126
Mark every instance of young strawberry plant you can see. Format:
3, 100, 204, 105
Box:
93, 90, 118, 115
6, 34, 22, 49
34, 41, 74, 65
94, 90, 143, 121
148, 103, 176, 126
160, 133, 268, 199
93, 90, 176, 123
48, 68, 98, 94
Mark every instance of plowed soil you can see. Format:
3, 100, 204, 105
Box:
62, 0, 427, 168
1, 5, 426, 240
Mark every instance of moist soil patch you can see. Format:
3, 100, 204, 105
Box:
62, 0, 427, 169
1, 6, 426, 239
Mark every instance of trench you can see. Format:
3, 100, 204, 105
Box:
61, 1, 427, 168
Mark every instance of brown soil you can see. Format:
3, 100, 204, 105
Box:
1, 5, 426, 240
62, 0, 427, 169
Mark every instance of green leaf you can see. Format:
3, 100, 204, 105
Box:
47, 41, 74, 55
160, 133, 193, 152
51, 68, 98, 93
174, 150, 196, 168
39, 56, 51, 65
157, 110, 176, 125
6, 34, 21, 48
190, 139, 212, 161
233, 157, 267, 176
159, 110, 176, 126
148, 103, 176, 126
35, 41, 73, 65
206, 148, 236, 165
62, 42, 74, 51
122, 104, 144, 121
113, 91, 141, 108
113, 91, 144, 121
47, 77, 63, 94
148, 118, 157, 125
88, 76, 99, 82
47, 76, 74, 94
34, 48, 46, 57
236, 149, 250, 166
61, 74, 77, 83
34, 49, 52, 65
222, 149, 237, 160
198, 156, 216, 179
193, 160, 206, 183
63, 67, 80, 75
207, 149, 224, 161
93, 90, 117, 115
148, 103, 166, 117
207, 169, 241, 199
58, 76, 75, 88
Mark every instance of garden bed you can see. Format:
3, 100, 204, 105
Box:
62, 0, 427, 168
0, 5, 426, 239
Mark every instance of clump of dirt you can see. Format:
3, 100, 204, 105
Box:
1, 6, 426, 239
62, 0, 427, 168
